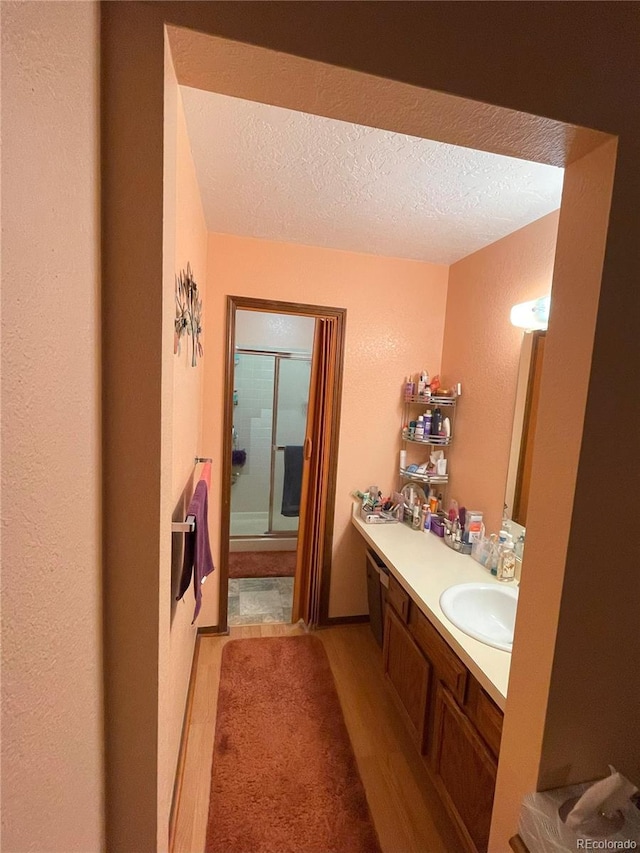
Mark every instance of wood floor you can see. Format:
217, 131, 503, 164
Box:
171, 623, 462, 853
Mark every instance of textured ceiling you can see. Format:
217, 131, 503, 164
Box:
180, 86, 564, 265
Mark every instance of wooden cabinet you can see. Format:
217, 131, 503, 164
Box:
383, 604, 431, 750
465, 677, 504, 758
432, 685, 497, 853
382, 587, 503, 853
365, 550, 385, 647
408, 603, 468, 707
386, 573, 410, 622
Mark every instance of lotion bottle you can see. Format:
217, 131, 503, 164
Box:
497, 539, 516, 582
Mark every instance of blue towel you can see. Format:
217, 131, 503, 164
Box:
281, 445, 304, 517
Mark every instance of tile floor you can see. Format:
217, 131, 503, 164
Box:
227, 576, 294, 626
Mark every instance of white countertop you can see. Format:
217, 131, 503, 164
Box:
352, 506, 512, 709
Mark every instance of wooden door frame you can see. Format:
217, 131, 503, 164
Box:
218, 296, 346, 632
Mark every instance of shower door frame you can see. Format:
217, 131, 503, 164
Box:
232, 347, 311, 537
220, 296, 346, 633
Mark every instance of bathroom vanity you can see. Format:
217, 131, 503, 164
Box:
352, 509, 512, 853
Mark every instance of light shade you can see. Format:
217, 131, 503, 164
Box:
510, 295, 550, 331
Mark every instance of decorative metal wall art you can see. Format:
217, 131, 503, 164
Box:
174, 263, 203, 366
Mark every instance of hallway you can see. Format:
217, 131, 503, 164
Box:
171, 624, 460, 853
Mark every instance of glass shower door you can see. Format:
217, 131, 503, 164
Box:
269, 357, 311, 533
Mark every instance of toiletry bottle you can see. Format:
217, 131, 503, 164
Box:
497, 539, 516, 582
408, 420, 417, 439
452, 518, 463, 551
489, 532, 508, 576
471, 525, 486, 561
481, 533, 498, 568
405, 374, 415, 400
423, 409, 432, 436
417, 371, 425, 397
447, 498, 459, 522
423, 503, 431, 532
412, 503, 421, 530
399, 449, 407, 471
415, 415, 424, 440
431, 407, 442, 436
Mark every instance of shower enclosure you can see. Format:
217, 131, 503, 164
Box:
230, 349, 311, 546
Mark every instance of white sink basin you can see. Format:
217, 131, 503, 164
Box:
439, 582, 518, 652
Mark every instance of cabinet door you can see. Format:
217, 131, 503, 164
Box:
432, 685, 497, 853
383, 605, 431, 750
387, 573, 410, 622
365, 552, 384, 647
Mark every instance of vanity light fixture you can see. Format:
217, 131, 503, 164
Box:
510, 295, 550, 331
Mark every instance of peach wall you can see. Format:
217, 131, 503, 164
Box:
441, 212, 560, 534
162, 81, 209, 838
199, 234, 448, 623
497, 139, 620, 824
1, 3, 104, 851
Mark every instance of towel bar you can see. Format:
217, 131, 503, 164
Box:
172, 515, 195, 533
172, 459, 211, 533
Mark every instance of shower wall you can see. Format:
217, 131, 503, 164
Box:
271, 358, 311, 532
231, 352, 311, 536
231, 352, 275, 520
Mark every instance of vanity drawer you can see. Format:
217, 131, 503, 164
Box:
408, 604, 468, 705
466, 677, 503, 757
387, 574, 410, 622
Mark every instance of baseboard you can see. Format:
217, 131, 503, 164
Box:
169, 633, 201, 853
323, 614, 370, 626
229, 536, 297, 553
197, 623, 229, 636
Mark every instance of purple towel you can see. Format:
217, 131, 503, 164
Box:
176, 479, 215, 623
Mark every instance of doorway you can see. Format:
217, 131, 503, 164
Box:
219, 296, 346, 633
227, 311, 314, 626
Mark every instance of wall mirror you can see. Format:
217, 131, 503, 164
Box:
504, 330, 546, 529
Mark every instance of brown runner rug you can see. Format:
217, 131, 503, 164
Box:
228, 550, 296, 579
205, 635, 381, 853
